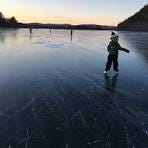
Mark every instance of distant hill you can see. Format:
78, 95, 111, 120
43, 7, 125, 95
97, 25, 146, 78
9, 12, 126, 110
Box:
118, 5, 148, 31
20, 23, 116, 30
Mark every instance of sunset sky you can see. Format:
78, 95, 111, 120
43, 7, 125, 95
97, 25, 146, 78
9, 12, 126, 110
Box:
0, 0, 147, 25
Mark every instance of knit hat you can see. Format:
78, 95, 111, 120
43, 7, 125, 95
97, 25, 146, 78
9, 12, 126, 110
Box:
111, 31, 119, 41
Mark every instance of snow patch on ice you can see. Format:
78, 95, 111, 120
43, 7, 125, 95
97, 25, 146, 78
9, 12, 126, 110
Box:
45, 43, 64, 48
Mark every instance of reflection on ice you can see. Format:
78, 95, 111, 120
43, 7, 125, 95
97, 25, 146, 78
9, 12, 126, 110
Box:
104, 73, 119, 92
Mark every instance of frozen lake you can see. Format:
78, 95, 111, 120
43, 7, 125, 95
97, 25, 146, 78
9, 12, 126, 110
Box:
0, 29, 148, 148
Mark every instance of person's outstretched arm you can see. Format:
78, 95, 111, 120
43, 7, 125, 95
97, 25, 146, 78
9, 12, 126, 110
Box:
119, 48, 130, 53
117, 43, 130, 53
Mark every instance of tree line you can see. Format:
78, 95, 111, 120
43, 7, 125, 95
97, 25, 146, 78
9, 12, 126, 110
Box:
0, 12, 18, 27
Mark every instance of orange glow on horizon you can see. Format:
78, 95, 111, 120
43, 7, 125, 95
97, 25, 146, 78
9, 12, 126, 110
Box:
0, 0, 147, 26
1, 8, 121, 26
2, 13, 120, 26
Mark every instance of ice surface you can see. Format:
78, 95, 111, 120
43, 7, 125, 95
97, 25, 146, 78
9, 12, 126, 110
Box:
0, 29, 148, 148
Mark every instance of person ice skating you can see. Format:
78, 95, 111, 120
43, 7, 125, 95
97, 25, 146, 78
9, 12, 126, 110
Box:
70, 29, 73, 42
29, 26, 32, 34
71, 29, 73, 36
104, 31, 130, 74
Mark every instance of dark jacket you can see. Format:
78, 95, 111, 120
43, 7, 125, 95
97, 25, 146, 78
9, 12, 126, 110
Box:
107, 41, 121, 55
107, 41, 129, 55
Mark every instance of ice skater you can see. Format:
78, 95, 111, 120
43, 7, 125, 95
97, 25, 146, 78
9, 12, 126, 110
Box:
71, 29, 73, 36
104, 31, 130, 74
70, 29, 73, 42
29, 26, 32, 34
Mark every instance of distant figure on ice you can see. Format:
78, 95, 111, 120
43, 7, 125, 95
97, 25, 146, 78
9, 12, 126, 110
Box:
104, 31, 130, 74
29, 26, 32, 34
70, 29, 73, 41
71, 29, 73, 36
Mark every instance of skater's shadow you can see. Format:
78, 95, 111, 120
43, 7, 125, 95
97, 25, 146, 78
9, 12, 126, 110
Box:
104, 73, 119, 92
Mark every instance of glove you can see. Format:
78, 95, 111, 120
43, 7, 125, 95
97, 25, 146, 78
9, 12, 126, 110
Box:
127, 50, 130, 53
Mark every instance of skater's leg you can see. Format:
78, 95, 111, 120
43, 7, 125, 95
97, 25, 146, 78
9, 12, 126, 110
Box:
113, 54, 119, 71
105, 55, 113, 71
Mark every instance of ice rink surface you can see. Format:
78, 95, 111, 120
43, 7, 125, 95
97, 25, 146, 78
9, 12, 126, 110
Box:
0, 29, 148, 148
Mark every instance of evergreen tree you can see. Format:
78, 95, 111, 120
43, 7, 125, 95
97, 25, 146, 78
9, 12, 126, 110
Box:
9, 16, 18, 27
0, 12, 18, 27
